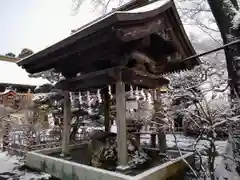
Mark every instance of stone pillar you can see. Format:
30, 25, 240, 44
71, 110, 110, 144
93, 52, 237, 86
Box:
116, 81, 128, 170
61, 91, 71, 157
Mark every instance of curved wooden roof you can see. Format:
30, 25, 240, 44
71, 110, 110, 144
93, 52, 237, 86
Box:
17, 0, 199, 77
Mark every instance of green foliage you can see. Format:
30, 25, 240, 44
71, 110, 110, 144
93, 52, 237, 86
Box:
5, 52, 16, 58
18, 48, 34, 58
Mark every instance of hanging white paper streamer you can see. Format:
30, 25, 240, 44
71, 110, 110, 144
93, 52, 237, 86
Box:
154, 89, 157, 100
97, 89, 102, 103
141, 89, 146, 101
135, 87, 140, 100
79, 92, 83, 104
108, 85, 113, 99
130, 85, 134, 98
87, 91, 91, 106
70, 92, 74, 105
147, 92, 153, 104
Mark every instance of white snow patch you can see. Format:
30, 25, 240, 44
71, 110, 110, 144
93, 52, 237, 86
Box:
0, 152, 51, 179
122, 0, 170, 13
232, 11, 240, 29
0, 61, 48, 86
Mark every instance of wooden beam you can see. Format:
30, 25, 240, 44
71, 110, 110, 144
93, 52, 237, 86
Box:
55, 67, 120, 92
116, 80, 128, 168
55, 67, 169, 92
121, 68, 169, 88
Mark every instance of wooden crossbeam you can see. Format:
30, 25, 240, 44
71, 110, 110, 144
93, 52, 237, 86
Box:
55, 67, 169, 92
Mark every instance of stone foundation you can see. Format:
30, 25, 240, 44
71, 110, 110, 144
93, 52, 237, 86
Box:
25, 144, 194, 180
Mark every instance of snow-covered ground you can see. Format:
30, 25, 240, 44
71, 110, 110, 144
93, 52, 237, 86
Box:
0, 152, 51, 180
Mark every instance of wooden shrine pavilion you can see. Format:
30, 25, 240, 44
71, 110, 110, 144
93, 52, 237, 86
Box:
17, 0, 200, 172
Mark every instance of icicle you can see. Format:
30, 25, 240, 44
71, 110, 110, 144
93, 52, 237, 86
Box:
108, 85, 113, 99
79, 92, 83, 104
97, 89, 102, 103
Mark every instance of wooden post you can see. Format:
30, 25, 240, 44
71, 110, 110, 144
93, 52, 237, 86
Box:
102, 88, 110, 132
158, 131, 167, 153
155, 89, 167, 153
135, 131, 141, 147
116, 80, 128, 169
150, 134, 156, 148
61, 91, 71, 157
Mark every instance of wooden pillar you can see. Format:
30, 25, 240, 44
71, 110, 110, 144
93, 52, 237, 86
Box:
155, 89, 167, 153
61, 91, 71, 156
150, 134, 156, 148
158, 131, 167, 153
102, 88, 110, 132
135, 132, 141, 147
116, 80, 128, 168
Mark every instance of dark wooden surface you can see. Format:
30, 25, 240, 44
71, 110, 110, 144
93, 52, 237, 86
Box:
55, 67, 169, 92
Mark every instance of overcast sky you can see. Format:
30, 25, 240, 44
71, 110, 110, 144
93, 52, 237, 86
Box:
0, 0, 208, 56
0, 0, 102, 55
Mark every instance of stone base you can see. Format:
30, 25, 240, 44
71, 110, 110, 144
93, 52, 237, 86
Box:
116, 165, 130, 172
25, 147, 195, 180
60, 153, 72, 160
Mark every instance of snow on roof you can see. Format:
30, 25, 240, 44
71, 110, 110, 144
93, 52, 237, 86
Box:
0, 60, 48, 86
123, 0, 170, 13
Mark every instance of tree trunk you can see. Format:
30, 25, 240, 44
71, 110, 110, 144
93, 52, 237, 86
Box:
207, 0, 240, 98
